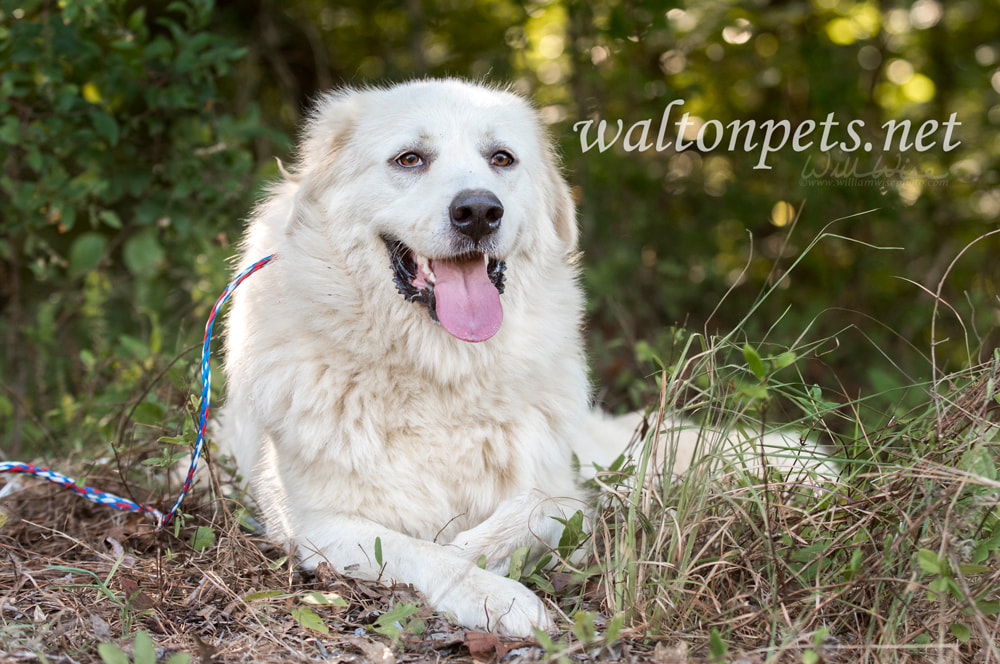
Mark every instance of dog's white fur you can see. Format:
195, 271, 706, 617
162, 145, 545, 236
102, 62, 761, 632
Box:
221, 79, 830, 637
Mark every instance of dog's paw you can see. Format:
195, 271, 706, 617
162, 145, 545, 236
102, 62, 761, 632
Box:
429, 567, 553, 637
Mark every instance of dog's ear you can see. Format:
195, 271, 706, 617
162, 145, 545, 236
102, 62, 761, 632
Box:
544, 150, 579, 250
296, 89, 360, 181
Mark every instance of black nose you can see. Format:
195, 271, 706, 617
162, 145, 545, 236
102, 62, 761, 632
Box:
449, 190, 503, 243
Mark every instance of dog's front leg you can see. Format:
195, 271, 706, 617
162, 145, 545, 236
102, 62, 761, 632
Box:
293, 512, 554, 637
447, 490, 586, 575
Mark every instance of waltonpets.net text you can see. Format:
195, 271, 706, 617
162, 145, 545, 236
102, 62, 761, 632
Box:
572, 100, 961, 170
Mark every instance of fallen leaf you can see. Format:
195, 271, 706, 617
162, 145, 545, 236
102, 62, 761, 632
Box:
349, 637, 396, 664
104, 536, 125, 560
464, 631, 510, 662
313, 562, 336, 585
91, 614, 112, 640
192, 634, 218, 663
652, 640, 688, 663
120, 577, 157, 612
549, 572, 578, 593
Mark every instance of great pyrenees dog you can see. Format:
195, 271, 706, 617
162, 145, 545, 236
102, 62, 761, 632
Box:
221, 79, 828, 637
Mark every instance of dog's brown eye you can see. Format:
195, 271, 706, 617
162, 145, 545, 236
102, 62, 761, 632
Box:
491, 151, 515, 168
395, 152, 423, 168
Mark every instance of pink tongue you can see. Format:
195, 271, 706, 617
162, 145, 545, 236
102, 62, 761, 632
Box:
431, 257, 503, 342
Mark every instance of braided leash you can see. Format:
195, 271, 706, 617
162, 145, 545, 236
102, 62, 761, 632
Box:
0, 254, 276, 529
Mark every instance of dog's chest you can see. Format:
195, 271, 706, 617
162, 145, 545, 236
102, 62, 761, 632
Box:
326, 369, 559, 534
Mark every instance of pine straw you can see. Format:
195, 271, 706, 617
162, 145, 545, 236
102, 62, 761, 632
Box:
2, 362, 998, 663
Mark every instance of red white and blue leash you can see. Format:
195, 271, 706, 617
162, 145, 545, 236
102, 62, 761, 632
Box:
0, 255, 276, 529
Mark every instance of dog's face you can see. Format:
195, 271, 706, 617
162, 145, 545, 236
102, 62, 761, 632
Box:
295, 80, 576, 343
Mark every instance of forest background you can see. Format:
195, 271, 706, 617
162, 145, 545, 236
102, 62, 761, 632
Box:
1, 0, 998, 509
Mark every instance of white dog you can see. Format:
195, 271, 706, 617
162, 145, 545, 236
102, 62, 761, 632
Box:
221, 79, 829, 637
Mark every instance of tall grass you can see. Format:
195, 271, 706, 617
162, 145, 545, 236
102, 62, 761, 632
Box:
590, 231, 1000, 662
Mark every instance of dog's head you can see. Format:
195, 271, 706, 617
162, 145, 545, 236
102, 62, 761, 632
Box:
289, 79, 577, 343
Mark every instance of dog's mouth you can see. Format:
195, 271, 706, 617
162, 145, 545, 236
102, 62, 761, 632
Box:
383, 236, 506, 343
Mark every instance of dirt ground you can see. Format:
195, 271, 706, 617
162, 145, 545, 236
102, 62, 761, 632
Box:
0, 465, 672, 664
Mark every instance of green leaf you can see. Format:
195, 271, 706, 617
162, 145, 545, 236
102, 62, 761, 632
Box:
132, 400, 165, 426
290, 606, 329, 635
244, 589, 285, 602
370, 622, 399, 639
929, 576, 949, 593
843, 546, 863, 580
132, 631, 156, 664
743, 344, 766, 379
571, 611, 597, 643
975, 599, 1000, 616
128, 7, 148, 32
69, 233, 108, 277
190, 526, 215, 552
791, 542, 829, 562
737, 382, 770, 400
634, 340, 661, 367
973, 531, 1000, 563
605, 613, 624, 646
97, 643, 130, 664
375, 603, 420, 626
99, 210, 122, 229
300, 591, 348, 607
556, 509, 587, 557
507, 545, 530, 582
803, 650, 820, 664
165, 653, 192, 664
772, 351, 797, 370
957, 563, 990, 575
0, 116, 19, 144
123, 229, 165, 277
141, 451, 187, 468
524, 573, 555, 594
118, 335, 151, 361
91, 110, 120, 146
708, 628, 728, 662
917, 549, 942, 575
534, 629, 555, 650
374, 536, 382, 567
371, 602, 420, 639
26, 148, 43, 173
950, 622, 970, 642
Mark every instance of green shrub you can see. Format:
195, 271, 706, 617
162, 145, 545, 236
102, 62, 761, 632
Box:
0, 0, 269, 455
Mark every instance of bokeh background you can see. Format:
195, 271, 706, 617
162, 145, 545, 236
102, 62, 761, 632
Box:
2, 0, 998, 457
